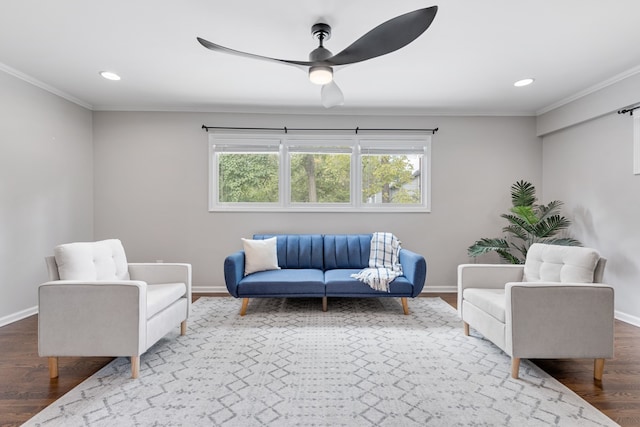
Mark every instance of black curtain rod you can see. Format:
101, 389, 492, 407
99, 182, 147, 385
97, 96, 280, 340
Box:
618, 105, 640, 116
201, 125, 438, 135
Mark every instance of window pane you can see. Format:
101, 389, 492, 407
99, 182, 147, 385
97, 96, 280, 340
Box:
290, 153, 351, 203
361, 154, 422, 204
218, 153, 279, 202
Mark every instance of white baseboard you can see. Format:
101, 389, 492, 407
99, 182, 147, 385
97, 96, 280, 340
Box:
421, 286, 457, 294
193, 285, 229, 294
615, 310, 640, 327
0, 305, 38, 328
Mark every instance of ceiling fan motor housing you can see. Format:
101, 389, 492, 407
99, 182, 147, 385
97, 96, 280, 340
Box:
310, 23, 332, 62
311, 23, 331, 42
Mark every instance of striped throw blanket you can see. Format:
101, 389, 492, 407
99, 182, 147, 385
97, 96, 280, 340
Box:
351, 232, 403, 292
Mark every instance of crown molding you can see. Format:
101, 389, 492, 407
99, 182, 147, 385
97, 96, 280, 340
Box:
536, 64, 640, 116
92, 103, 536, 117
0, 62, 93, 110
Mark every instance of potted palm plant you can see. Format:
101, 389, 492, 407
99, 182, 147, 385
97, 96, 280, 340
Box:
468, 180, 581, 264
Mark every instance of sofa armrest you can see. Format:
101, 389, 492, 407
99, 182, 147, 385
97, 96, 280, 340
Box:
399, 249, 427, 297
38, 281, 147, 357
505, 282, 614, 358
457, 264, 524, 316
128, 263, 191, 285
224, 251, 245, 297
129, 263, 192, 316
129, 263, 191, 292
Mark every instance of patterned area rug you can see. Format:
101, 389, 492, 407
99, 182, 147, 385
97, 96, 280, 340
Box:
25, 297, 618, 427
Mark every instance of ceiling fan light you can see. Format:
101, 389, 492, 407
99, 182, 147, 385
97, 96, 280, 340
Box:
309, 66, 333, 85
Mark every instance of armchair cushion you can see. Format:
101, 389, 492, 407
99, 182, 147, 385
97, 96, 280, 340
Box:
523, 243, 600, 283
54, 239, 130, 281
462, 288, 506, 322
146, 283, 187, 319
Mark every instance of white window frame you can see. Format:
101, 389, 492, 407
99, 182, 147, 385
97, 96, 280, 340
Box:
208, 131, 431, 212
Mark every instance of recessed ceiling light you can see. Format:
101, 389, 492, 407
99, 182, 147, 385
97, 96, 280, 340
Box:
99, 71, 121, 81
514, 78, 534, 87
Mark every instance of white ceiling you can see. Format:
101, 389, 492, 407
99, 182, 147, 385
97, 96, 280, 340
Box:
2, 0, 640, 115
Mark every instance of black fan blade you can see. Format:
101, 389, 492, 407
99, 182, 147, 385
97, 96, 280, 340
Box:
197, 37, 313, 69
326, 6, 438, 66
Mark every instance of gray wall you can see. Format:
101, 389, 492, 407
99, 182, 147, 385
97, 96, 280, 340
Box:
92, 111, 541, 292
0, 71, 93, 325
542, 111, 640, 324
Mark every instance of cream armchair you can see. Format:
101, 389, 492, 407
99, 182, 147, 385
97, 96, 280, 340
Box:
38, 239, 191, 379
458, 243, 614, 380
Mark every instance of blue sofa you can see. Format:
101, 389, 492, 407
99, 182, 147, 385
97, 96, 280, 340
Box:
224, 234, 427, 315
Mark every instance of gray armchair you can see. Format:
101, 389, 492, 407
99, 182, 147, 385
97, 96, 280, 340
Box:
38, 239, 191, 379
458, 243, 614, 379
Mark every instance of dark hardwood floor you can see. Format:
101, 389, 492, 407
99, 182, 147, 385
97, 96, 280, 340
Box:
0, 293, 638, 426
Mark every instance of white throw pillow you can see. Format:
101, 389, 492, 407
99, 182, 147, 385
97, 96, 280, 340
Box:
524, 243, 600, 283
242, 237, 280, 276
54, 239, 130, 281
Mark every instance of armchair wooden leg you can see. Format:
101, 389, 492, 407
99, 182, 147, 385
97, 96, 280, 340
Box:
240, 298, 249, 316
511, 357, 521, 379
401, 297, 409, 315
322, 296, 327, 312
48, 357, 59, 379
131, 356, 140, 379
180, 320, 187, 336
594, 358, 605, 381
463, 322, 470, 336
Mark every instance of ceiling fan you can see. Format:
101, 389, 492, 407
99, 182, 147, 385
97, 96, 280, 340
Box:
197, 6, 438, 108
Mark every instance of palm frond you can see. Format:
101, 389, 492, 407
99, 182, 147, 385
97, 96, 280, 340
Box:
502, 225, 528, 241
467, 238, 509, 257
501, 213, 537, 234
511, 242, 529, 262
510, 205, 539, 225
537, 200, 564, 221
510, 180, 536, 207
541, 237, 582, 246
496, 249, 523, 264
533, 215, 571, 238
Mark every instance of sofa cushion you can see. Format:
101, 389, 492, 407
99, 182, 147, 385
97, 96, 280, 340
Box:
462, 288, 506, 323
54, 239, 130, 281
524, 243, 600, 283
242, 237, 280, 276
238, 269, 325, 296
323, 235, 371, 270
324, 269, 413, 296
146, 282, 187, 319
253, 234, 324, 270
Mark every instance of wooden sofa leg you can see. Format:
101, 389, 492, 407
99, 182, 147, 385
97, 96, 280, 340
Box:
594, 358, 605, 381
401, 297, 409, 315
240, 298, 249, 316
131, 356, 140, 379
48, 357, 59, 379
511, 357, 520, 379
322, 296, 327, 312
180, 320, 187, 336
463, 322, 470, 336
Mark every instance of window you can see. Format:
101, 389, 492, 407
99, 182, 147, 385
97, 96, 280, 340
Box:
209, 132, 431, 212
288, 141, 352, 205
360, 140, 424, 206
